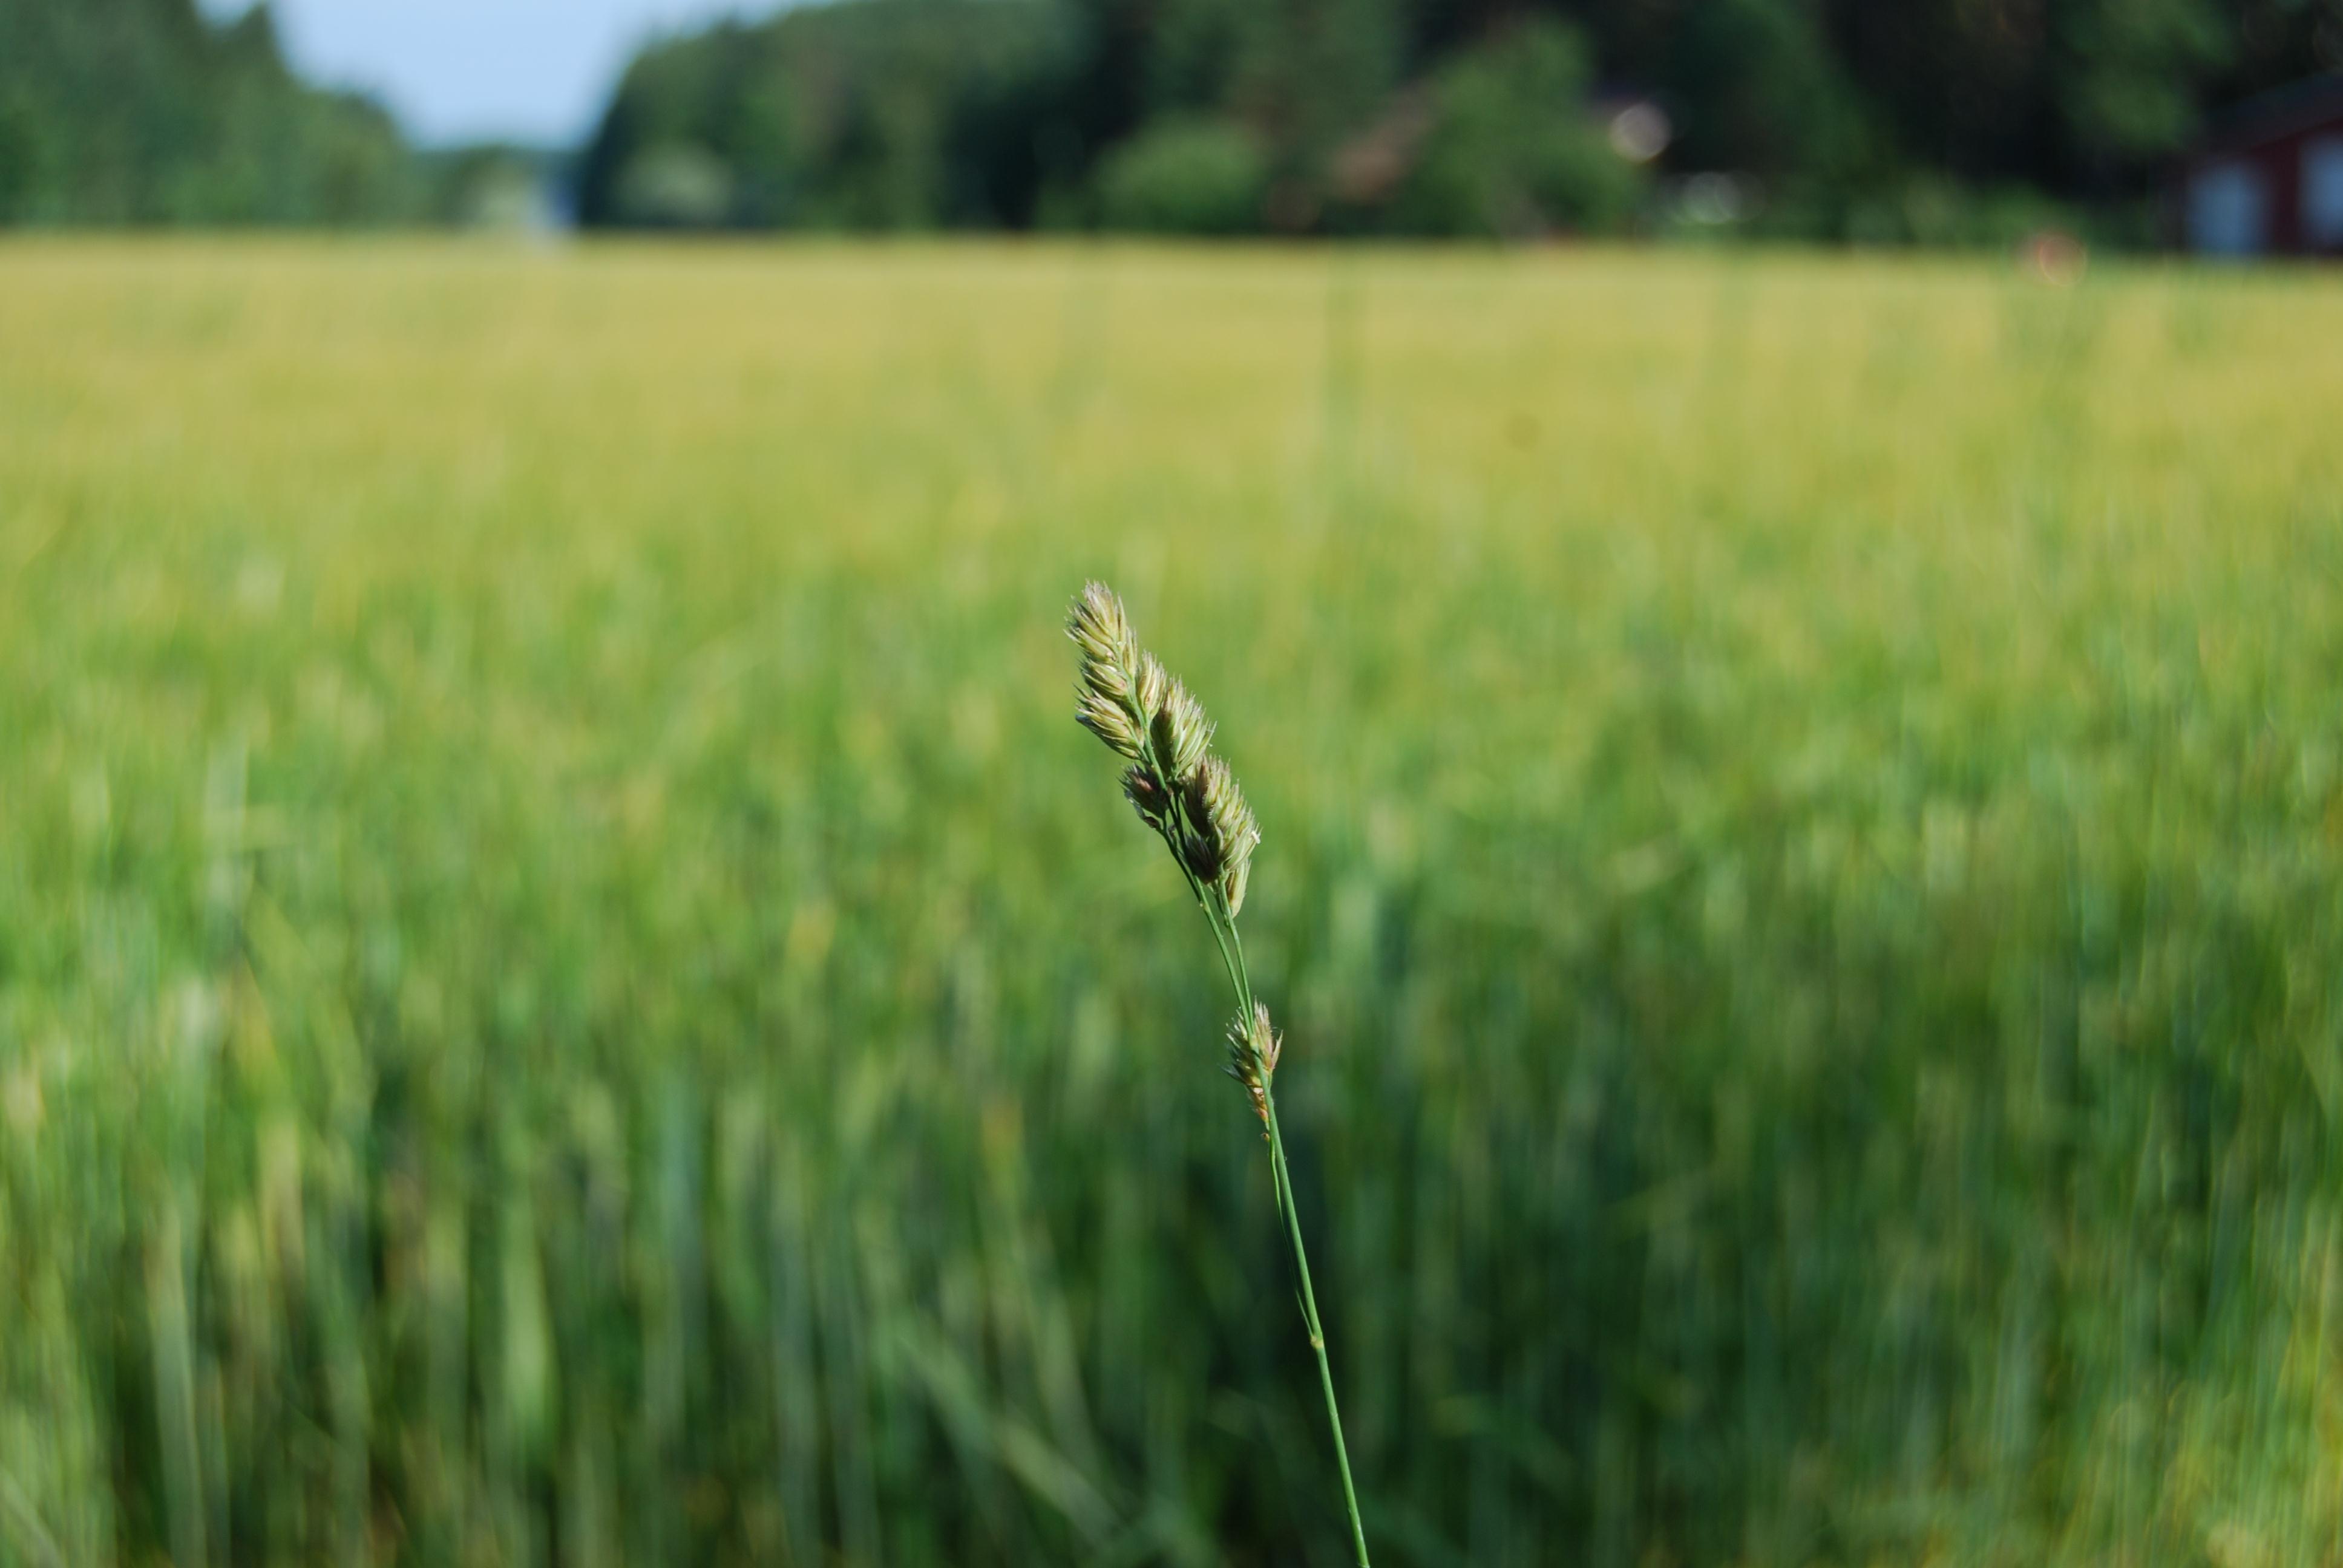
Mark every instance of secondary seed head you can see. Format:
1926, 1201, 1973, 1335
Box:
1225, 1002, 1280, 1123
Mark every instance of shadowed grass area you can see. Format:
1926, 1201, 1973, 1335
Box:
0, 240, 2338, 1566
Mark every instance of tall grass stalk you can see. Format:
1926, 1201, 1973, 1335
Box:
1066, 582, 1371, 1566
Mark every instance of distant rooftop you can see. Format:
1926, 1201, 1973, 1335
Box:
2191, 73, 2343, 161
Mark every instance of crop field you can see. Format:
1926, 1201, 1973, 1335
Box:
1, 240, 2339, 1566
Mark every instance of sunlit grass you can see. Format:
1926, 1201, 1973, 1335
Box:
0, 239, 2339, 1565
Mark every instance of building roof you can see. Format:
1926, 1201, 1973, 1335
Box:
2193, 74, 2343, 161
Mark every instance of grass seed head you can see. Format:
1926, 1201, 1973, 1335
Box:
1180, 828, 1222, 883
1226, 1002, 1280, 1123
1135, 653, 1168, 724
1189, 756, 1251, 846
1068, 581, 1141, 703
1178, 757, 1259, 908
1077, 688, 1144, 760
1224, 849, 1254, 919
1122, 765, 1173, 831
1219, 808, 1260, 914
1151, 678, 1213, 782
1068, 581, 1262, 923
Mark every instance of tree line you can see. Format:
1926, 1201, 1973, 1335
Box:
0, 0, 419, 224
573, 0, 2341, 241
4, 0, 2339, 238
0, 0, 546, 227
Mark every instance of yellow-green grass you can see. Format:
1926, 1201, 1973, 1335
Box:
1, 240, 2339, 1566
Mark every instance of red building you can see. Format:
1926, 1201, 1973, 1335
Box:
2180, 76, 2343, 258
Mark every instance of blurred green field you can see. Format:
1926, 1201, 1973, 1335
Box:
1, 241, 2339, 1567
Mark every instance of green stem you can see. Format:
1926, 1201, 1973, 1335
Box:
1204, 901, 1251, 1016
1263, 1086, 1370, 1568
1206, 903, 1370, 1567
1132, 722, 1369, 1562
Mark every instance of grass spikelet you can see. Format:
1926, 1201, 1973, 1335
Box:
1226, 1002, 1280, 1125
1185, 756, 1260, 913
1135, 652, 1168, 719
1064, 582, 1372, 1566
1152, 678, 1213, 782
1076, 688, 1144, 760
1069, 580, 1142, 705
1122, 765, 1173, 831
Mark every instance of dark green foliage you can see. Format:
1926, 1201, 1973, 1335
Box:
0, 0, 420, 226
1096, 120, 1267, 234
1810, 0, 2231, 194
1662, 0, 1881, 187
2054, 0, 2232, 163
574, 0, 2332, 240
574, 1, 1085, 230
2, 0, 2332, 237
1223, 0, 1409, 220
1384, 21, 1642, 238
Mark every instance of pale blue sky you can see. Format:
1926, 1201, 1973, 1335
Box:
203, 0, 787, 147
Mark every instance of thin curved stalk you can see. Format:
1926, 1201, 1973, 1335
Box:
1065, 582, 1369, 1564
1205, 903, 1369, 1567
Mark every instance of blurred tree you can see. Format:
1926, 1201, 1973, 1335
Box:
0, 0, 419, 226
571, 0, 2259, 240
2054, 0, 2230, 174
1385, 19, 1645, 236
1821, 0, 2230, 191
2, 0, 2334, 237
2220, 0, 2343, 90
1669, 0, 1879, 183
1095, 118, 1268, 232
575, 0, 1086, 230
1226, 0, 1410, 227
